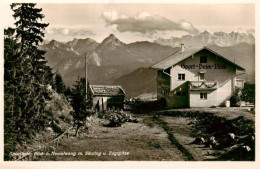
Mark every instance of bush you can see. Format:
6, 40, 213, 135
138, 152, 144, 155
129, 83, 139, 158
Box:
59, 114, 71, 124
59, 114, 66, 120
104, 109, 138, 127
230, 88, 241, 107
241, 83, 255, 104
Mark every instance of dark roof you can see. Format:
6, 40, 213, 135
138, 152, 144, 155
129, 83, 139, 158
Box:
89, 85, 125, 96
150, 46, 245, 71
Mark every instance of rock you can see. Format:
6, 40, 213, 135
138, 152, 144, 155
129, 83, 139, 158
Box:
205, 136, 219, 148
191, 137, 206, 144
242, 145, 251, 152
228, 133, 236, 140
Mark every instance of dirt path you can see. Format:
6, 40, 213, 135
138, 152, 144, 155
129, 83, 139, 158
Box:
35, 113, 188, 161
151, 116, 195, 161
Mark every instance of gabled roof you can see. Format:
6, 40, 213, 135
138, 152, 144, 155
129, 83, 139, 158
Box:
89, 85, 125, 96
150, 46, 245, 71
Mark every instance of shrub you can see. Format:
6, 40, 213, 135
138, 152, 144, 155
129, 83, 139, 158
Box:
59, 114, 71, 124
241, 83, 255, 104
59, 114, 66, 120
105, 109, 138, 127
230, 88, 241, 107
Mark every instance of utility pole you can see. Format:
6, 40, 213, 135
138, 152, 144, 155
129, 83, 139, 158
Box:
85, 52, 88, 101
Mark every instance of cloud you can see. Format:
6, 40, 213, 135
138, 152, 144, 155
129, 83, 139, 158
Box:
46, 27, 96, 36
135, 32, 155, 39
102, 11, 199, 35
102, 11, 119, 21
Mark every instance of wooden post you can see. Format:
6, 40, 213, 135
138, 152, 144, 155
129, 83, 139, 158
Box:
85, 52, 88, 101
56, 139, 59, 147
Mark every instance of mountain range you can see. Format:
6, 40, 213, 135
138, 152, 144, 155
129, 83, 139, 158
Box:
40, 32, 255, 98
154, 31, 255, 47
40, 34, 177, 86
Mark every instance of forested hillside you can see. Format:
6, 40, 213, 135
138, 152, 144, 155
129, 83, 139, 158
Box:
4, 3, 75, 160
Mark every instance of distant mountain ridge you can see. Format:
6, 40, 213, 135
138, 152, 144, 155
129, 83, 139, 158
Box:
40, 32, 255, 93
154, 31, 255, 47
66, 38, 99, 55
40, 34, 177, 86
112, 67, 157, 98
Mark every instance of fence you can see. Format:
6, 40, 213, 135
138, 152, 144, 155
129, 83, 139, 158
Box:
14, 127, 73, 161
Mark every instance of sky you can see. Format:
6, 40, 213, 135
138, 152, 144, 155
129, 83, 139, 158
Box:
2, 3, 255, 43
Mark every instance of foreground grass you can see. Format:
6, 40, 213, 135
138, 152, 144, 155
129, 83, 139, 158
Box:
35, 114, 187, 161
33, 107, 254, 161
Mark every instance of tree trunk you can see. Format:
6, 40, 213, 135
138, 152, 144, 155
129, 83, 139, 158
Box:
75, 123, 81, 137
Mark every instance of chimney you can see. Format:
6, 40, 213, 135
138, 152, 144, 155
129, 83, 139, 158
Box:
181, 43, 185, 52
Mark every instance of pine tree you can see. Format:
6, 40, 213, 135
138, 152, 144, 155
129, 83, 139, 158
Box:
11, 3, 48, 49
4, 28, 23, 158
11, 3, 51, 84
55, 73, 66, 94
70, 77, 93, 137
4, 3, 54, 160
64, 86, 72, 100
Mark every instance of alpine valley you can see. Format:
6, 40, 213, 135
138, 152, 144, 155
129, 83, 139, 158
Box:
40, 31, 255, 98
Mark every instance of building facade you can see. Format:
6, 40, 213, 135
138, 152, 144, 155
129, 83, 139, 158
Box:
151, 45, 245, 108
89, 85, 125, 111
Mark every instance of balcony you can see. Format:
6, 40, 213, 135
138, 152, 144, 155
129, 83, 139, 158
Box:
189, 81, 218, 91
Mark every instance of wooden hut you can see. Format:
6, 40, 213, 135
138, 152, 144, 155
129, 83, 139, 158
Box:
89, 85, 125, 111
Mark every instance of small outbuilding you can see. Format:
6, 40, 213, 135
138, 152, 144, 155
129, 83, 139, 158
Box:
89, 85, 125, 111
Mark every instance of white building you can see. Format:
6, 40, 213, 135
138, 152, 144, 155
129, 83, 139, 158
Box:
150, 45, 245, 108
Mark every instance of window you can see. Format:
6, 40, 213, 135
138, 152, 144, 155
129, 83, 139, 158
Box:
178, 73, 185, 80
200, 56, 207, 63
199, 73, 205, 81
200, 93, 207, 99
